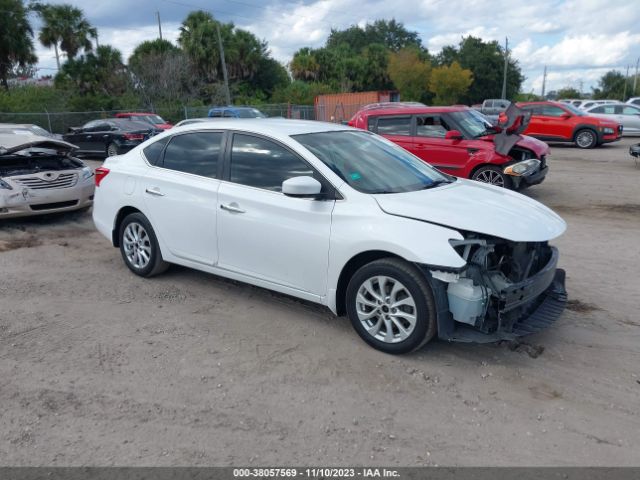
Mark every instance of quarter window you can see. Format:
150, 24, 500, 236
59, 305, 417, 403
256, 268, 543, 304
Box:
375, 116, 411, 136
143, 136, 170, 166
230, 134, 314, 191
162, 132, 222, 178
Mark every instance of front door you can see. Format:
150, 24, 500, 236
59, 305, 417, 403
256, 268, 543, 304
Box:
217, 133, 334, 295
411, 114, 471, 175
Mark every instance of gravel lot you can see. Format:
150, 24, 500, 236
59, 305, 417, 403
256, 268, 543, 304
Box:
1, 138, 639, 466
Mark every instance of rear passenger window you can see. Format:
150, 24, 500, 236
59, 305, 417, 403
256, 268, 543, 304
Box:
162, 132, 222, 178
143, 136, 170, 166
230, 134, 314, 191
376, 116, 411, 135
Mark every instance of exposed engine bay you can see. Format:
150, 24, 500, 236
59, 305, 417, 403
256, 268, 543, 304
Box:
430, 233, 566, 342
0, 152, 85, 177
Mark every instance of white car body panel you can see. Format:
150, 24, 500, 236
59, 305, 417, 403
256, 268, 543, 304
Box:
93, 119, 565, 315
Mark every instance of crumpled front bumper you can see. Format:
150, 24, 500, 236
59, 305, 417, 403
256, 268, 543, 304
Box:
0, 181, 94, 219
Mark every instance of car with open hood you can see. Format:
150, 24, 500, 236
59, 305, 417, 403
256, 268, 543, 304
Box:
348, 103, 549, 190
0, 134, 94, 219
63, 118, 162, 157
92, 119, 567, 354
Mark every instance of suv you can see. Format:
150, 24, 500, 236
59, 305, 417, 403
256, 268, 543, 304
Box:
517, 101, 622, 148
348, 104, 549, 190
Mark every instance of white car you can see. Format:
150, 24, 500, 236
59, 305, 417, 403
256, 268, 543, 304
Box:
0, 134, 95, 219
93, 120, 567, 354
584, 103, 640, 136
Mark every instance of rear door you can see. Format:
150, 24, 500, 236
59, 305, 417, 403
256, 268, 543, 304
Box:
368, 115, 413, 152
141, 131, 223, 265
411, 113, 470, 174
216, 132, 334, 295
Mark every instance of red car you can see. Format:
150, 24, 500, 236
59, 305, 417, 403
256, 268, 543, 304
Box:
517, 101, 622, 149
348, 104, 549, 189
114, 112, 173, 130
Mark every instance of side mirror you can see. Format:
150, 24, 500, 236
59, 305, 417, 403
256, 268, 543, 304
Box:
445, 130, 463, 140
282, 176, 322, 197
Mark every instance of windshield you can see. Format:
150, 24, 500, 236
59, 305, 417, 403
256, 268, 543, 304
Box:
238, 109, 267, 118
293, 130, 452, 194
562, 104, 586, 116
450, 110, 497, 137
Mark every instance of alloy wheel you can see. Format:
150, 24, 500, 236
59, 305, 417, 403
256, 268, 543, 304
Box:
355, 275, 417, 343
576, 130, 595, 148
474, 169, 505, 187
107, 143, 119, 156
123, 222, 152, 269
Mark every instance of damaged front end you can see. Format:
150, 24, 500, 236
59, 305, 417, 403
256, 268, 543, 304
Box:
427, 234, 567, 343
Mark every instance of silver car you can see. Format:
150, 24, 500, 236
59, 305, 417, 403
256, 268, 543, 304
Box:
0, 134, 95, 218
584, 103, 640, 136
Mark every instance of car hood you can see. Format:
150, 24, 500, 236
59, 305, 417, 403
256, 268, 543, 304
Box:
513, 134, 549, 156
373, 179, 566, 242
0, 135, 77, 156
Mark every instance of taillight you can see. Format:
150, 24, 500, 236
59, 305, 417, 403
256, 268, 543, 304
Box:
95, 167, 110, 187
123, 133, 144, 141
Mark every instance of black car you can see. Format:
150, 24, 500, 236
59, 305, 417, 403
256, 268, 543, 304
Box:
63, 118, 161, 157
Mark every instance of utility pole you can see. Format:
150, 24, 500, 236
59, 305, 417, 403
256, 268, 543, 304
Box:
216, 24, 232, 105
633, 57, 639, 97
501, 37, 508, 99
156, 11, 163, 40
541, 65, 547, 98
95, 31, 100, 48
623, 64, 630, 101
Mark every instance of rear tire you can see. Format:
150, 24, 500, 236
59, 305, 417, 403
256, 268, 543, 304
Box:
119, 212, 169, 277
107, 142, 119, 157
574, 129, 597, 149
346, 258, 437, 354
471, 165, 513, 189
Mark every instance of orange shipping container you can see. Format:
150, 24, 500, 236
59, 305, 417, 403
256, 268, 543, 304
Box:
314, 91, 399, 123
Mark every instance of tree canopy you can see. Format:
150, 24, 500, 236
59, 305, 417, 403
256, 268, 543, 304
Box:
0, 0, 37, 89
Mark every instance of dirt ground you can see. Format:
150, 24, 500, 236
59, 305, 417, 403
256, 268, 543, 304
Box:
1, 138, 639, 467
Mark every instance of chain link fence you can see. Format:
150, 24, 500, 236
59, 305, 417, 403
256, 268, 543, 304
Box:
0, 104, 329, 134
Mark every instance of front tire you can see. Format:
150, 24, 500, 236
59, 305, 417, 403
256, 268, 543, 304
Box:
119, 212, 169, 277
346, 258, 437, 354
471, 165, 513, 189
574, 129, 597, 149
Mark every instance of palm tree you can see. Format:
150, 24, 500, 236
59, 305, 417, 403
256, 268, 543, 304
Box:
34, 3, 97, 68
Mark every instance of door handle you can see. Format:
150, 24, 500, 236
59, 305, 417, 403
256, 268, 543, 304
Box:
220, 203, 245, 213
145, 188, 164, 197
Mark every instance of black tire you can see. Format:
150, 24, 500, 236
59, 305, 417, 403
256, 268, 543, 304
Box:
471, 165, 513, 189
118, 212, 169, 277
106, 142, 119, 157
574, 128, 597, 149
346, 258, 437, 354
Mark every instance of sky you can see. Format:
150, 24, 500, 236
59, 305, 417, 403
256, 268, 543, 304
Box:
30, 0, 640, 95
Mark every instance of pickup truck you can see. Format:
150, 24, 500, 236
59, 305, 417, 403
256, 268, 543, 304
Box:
472, 99, 511, 123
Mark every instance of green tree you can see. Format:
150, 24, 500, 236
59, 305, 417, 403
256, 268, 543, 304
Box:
327, 19, 422, 53
271, 80, 332, 105
388, 47, 431, 101
592, 70, 627, 100
290, 48, 320, 81
429, 61, 473, 105
0, 0, 37, 89
33, 3, 97, 64
437, 36, 524, 103
556, 87, 582, 99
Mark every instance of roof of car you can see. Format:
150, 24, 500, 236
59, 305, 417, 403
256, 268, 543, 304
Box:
0, 123, 38, 128
168, 118, 351, 139
359, 105, 471, 116
115, 112, 156, 116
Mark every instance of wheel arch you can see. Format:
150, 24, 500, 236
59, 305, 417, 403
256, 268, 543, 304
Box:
572, 124, 599, 142
334, 250, 403, 316
112, 206, 143, 247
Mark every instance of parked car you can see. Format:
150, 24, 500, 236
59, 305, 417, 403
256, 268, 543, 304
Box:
207, 106, 267, 118
626, 97, 640, 107
0, 134, 94, 218
114, 112, 173, 130
0, 123, 60, 139
472, 99, 511, 122
348, 104, 549, 190
517, 101, 622, 148
579, 99, 619, 110
63, 118, 162, 157
583, 103, 640, 136
92, 119, 567, 354
174, 118, 218, 127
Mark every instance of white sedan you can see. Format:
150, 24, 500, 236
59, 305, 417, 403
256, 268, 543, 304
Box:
93, 120, 567, 354
584, 103, 640, 136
